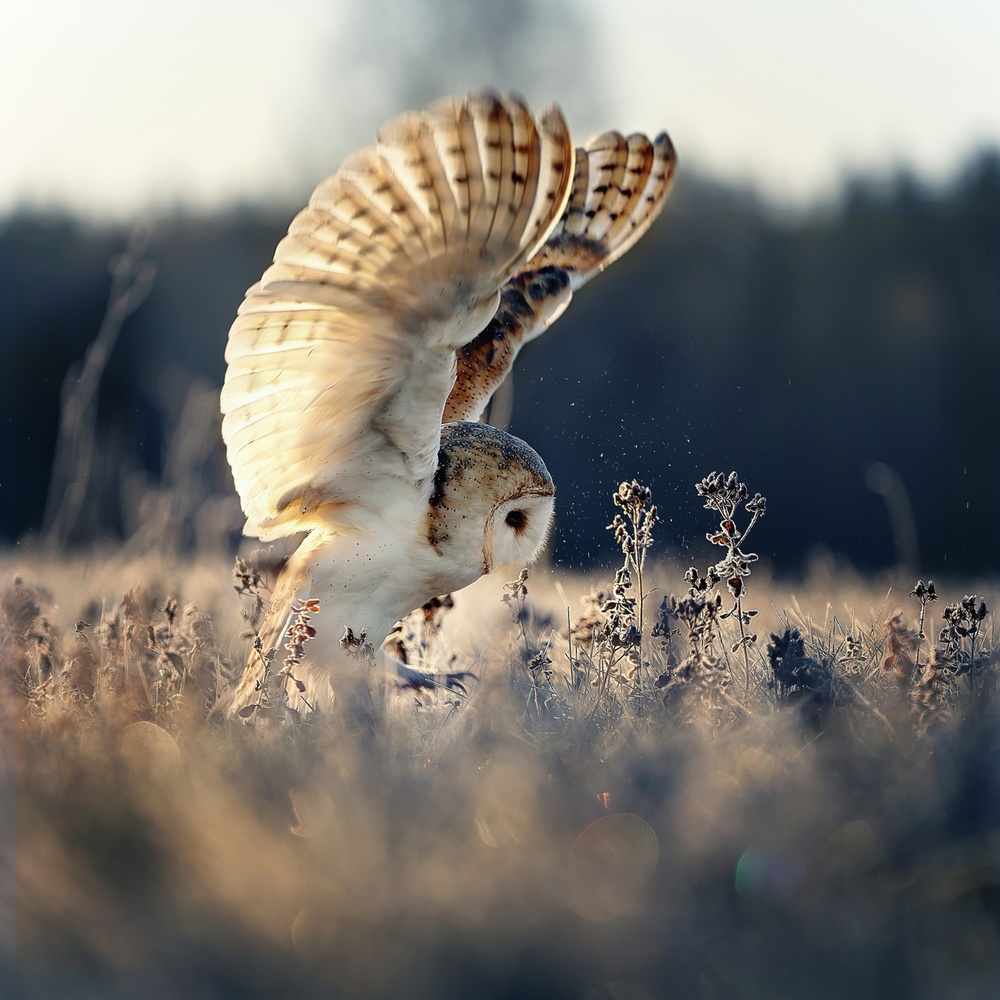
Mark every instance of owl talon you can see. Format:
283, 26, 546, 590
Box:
394, 663, 478, 698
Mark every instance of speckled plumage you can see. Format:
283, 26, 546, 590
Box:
221, 92, 675, 716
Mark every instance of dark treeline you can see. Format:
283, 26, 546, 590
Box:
2, 151, 998, 575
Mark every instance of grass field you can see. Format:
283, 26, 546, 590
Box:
5, 476, 1000, 999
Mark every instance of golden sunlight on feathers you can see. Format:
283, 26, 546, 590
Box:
219, 91, 674, 715
221, 93, 574, 541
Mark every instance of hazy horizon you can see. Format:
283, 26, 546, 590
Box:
5, 0, 999, 221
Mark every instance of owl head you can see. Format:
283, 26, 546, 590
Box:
428, 422, 555, 576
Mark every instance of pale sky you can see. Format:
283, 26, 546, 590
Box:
3, 0, 998, 219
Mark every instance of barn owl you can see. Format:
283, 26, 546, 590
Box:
221, 91, 676, 718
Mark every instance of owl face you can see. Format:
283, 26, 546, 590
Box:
485, 491, 555, 572
428, 422, 555, 576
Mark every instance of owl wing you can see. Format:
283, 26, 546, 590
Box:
443, 130, 676, 423
221, 92, 575, 539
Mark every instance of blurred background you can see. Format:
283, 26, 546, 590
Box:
2, 0, 998, 576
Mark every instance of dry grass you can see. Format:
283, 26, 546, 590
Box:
5, 477, 1000, 999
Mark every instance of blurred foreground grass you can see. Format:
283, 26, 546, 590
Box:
4, 526, 1000, 999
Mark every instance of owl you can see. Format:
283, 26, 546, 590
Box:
221, 91, 676, 717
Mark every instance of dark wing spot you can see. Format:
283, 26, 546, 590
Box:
525, 266, 571, 303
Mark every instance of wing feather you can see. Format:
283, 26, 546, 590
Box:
221, 92, 575, 539
443, 130, 677, 423
535, 130, 677, 285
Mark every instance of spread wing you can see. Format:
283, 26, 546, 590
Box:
444, 130, 676, 423
221, 92, 575, 539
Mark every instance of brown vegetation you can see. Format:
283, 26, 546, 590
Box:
5, 476, 999, 998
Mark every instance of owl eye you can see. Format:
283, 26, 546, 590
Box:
505, 509, 528, 534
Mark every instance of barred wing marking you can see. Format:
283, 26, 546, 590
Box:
221, 93, 574, 539
443, 131, 676, 423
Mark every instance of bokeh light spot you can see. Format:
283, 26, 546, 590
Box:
734, 846, 806, 902
568, 813, 658, 920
